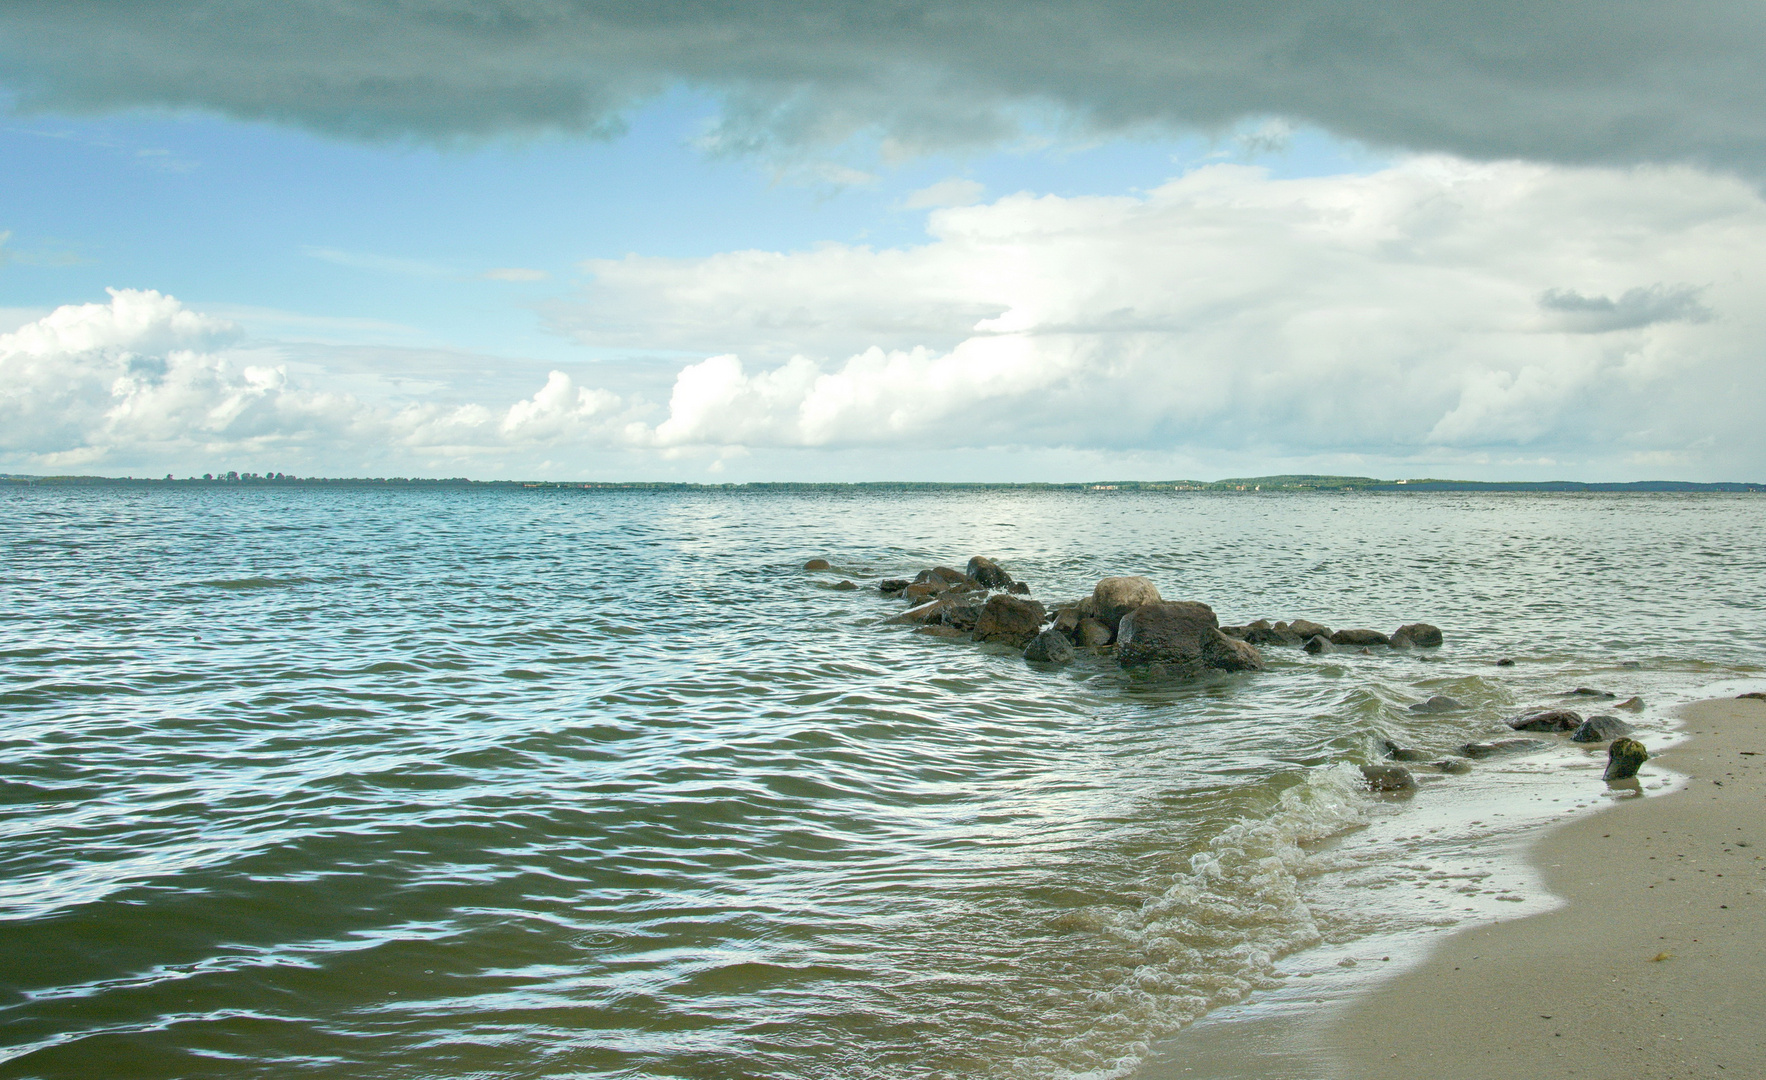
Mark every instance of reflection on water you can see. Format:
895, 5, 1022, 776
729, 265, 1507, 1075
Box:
0, 488, 1761, 1078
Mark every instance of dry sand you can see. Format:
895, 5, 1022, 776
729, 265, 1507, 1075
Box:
1325, 696, 1766, 1078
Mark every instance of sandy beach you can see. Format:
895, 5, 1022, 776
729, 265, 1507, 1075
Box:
1326, 696, 1766, 1078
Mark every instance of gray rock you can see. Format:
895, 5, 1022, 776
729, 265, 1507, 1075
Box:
1604, 738, 1649, 780
1389, 622, 1444, 648
1331, 628, 1392, 646
1024, 629, 1076, 664
913, 625, 966, 639
1288, 619, 1331, 640
1508, 708, 1582, 732
1093, 576, 1163, 632
1433, 758, 1475, 774
1116, 601, 1264, 673
1564, 687, 1616, 698
1303, 634, 1334, 654
1408, 695, 1467, 714
1007, 581, 1031, 595
1461, 738, 1549, 759
1496, 657, 1516, 667
1571, 714, 1635, 743
1383, 741, 1434, 763
803, 558, 832, 571
1616, 696, 1645, 712
1360, 764, 1417, 792
883, 598, 953, 625
966, 555, 1014, 590
1244, 619, 1304, 646
938, 594, 988, 632
832, 580, 858, 591
974, 594, 1048, 647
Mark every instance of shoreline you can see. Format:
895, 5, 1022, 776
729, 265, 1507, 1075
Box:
1322, 695, 1766, 1078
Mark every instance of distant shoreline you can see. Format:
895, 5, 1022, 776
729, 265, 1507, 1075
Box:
4, 473, 1763, 493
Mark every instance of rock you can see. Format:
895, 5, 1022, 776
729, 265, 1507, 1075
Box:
1571, 714, 1635, 743
1116, 601, 1264, 673
1076, 618, 1113, 647
1616, 696, 1645, 711
966, 555, 1014, 590
1092, 576, 1163, 633
1508, 708, 1583, 732
1389, 623, 1443, 648
938, 594, 988, 632
915, 566, 967, 585
1360, 764, 1417, 793
1007, 581, 1031, 595
973, 594, 1047, 647
1219, 624, 1250, 639
902, 580, 950, 603
1496, 657, 1516, 667
1052, 605, 1084, 633
879, 578, 910, 596
1302, 634, 1334, 655
803, 558, 832, 571
1331, 628, 1392, 646
1462, 738, 1548, 759
1604, 738, 1649, 781
1245, 623, 1303, 646
914, 625, 966, 639
1288, 619, 1331, 640
1433, 758, 1475, 774
832, 580, 858, 591
1383, 741, 1434, 763
1408, 695, 1467, 714
1564, 687, 1616, 698
883, 599, 950, 625
1024, 629, 1076, 664
1740, 692, 1766, 701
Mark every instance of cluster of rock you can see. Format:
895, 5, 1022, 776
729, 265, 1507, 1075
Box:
1218, 619, 1443, 654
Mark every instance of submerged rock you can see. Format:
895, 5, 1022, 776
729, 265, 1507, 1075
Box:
1331, 628, 1392, 646
803, 558, 832, 571
832, 580, 858, 591
966, 555, 1014, 591
1571, 714, 1635, 743
1496, 657, 1516, 667
1408, 695, 1467, 714
1116, 601, 1265, 673
1093, 576, 1163, 633
1616, 696, 1646, 712
1023, 629, 1076, 664
1360, 764, 1417, 793
1604, 737, 1649, 780
1389, 623, 1443, 648
1508, 709, 1582, 732
1564, 687, 1616, 699
1462, 738, 1549, 759
1383, 741, 1434, 763
1302, 634, 1334, 655
973, 594, 1047, 647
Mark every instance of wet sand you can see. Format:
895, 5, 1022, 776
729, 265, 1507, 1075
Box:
1326, 696, 1766, 1078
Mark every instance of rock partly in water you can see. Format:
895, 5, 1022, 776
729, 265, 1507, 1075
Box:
1604, 737, 1649, 781
832, 580, 858, 591
966, 556, 1014, 591
1383, 741, 1434, 763
1116, 601, 1265, 673
1462, 738, 1549, 759
1571, 714, 1635, 743
878, 578, 910, 596
1076, 618, 1113, 648
1331, 628, 1392, 646
883, 599, 953, 626
914, 625, 966, 639
803, 558, 832, 571
1288, 619, 1331, 640
1615, 696, 1645, 712
1023, 629, 1076, 664
1093, 576, 1163, 634
1508, 708, 1582, 732
973, 594, 1048, 648
902, 580, 950, 603
1564, 687, 1616, 699
1408, 694, 1467, 714
1302, 634, 1334, 655
1007, 581, 1031, 595
1243, 619, 1304, 646
939, 594, 989, 632
1389, 623, 1443, 648
1360, 764, 1417, 793
1434, 758, 1475, 774
1496, 657, 1516, 667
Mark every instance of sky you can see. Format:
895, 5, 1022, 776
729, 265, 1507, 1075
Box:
1, 1, 1763, 482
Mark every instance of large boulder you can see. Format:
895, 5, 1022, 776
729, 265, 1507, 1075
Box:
1093, 576, 1163, 633
1604, 738, 1649, 780
974, 594, 1047, 647
1331, 628, 1392, 646
1571, 715, 1635, 743
1390, 623, 1443, 648
1508, 708, 1582, 732
1024, 629, 1076, 664
966, 555, 1015, 590
1116, 601, 1265, 673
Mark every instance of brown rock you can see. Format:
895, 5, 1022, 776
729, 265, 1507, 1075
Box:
878, 578, 910, 596
1389, 622, 1443, 648
1092, 576, 1163, 632
1288, 619, 1331, 640
1116, 601, 1264, 673
973, 594, 1047, 647
1076, 618, 1112, 647
1303, 634, 1334, 654
1360, 764, 1417, 793
1508, 709, 1582, 732
803, 558, 832, 571
966, 555, 1014, 590
902, 580, 950, 603
1330, 628, 1391, 646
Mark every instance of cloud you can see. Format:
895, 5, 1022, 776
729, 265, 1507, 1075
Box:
562, 157, 1766, 469
301, 246, 450, 277
1, 3, 1764, 177
481, 267, 549, 282
904, 178, 986, 209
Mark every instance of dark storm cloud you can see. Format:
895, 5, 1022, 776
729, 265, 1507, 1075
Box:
1538, 284, 1714, 333
0, 1, 1764, 172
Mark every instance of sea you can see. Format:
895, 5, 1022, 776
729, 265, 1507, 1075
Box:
1, 487, 1762, 1080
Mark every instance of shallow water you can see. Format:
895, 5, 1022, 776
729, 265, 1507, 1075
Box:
0, 488, 1761, 1079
